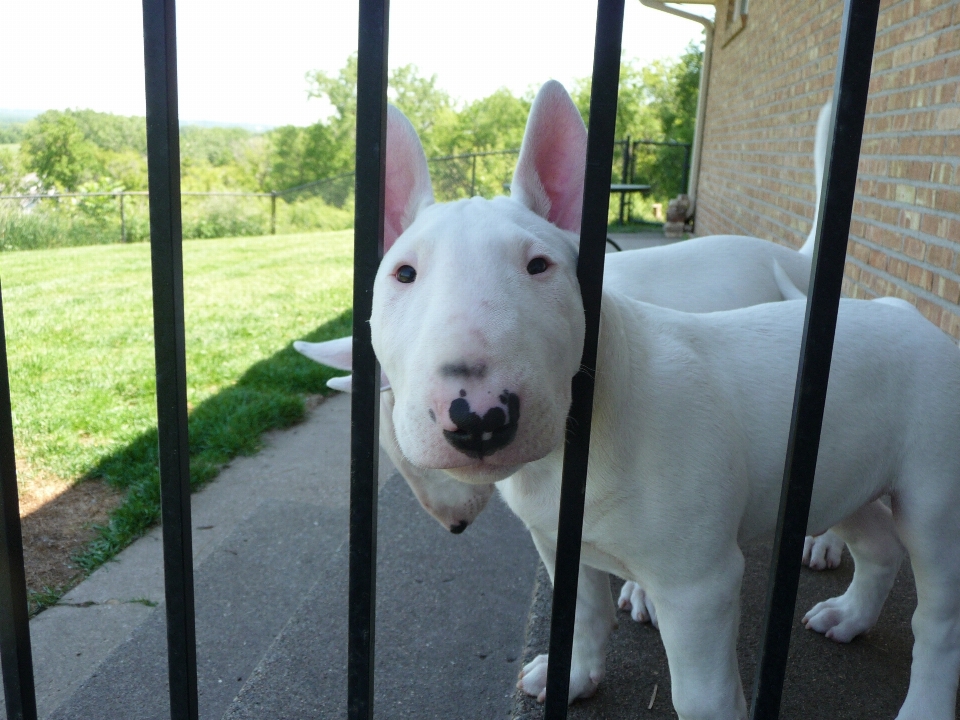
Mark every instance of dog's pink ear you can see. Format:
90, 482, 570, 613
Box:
294, 337, 353, 370
385, 105, 434, 251
293, 338, 390, 392
511, 80, 587, 233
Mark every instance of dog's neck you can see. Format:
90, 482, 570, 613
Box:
499, 290, 651, 532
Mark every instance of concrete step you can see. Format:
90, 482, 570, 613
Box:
221, 473, 539, 720
512, 539, 938, 719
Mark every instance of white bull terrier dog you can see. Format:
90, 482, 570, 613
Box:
296, 94, 847, 567
318, 81, 960, 719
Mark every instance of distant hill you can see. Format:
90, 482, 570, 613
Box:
0, 109, 272, 133
0, 109, 40, 124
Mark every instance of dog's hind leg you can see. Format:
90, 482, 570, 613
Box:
618, 580, 658, 627
802, 529, 845, 570
802, 499, 904, 642
517, 530, 616, 705
892, 492, 960, 720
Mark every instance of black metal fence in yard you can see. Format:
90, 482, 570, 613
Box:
0, 1, 881, 720
0, 141, 683, 254
612, 137, 691, 223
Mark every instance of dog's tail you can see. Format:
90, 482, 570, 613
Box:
773, 260, 806, 300
799, 99, 833, 257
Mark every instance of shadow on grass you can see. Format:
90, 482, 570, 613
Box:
75, 308, 353, 574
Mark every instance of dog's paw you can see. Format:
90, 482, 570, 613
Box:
617, 581, 658, 628
517, 653, 603, 704
802, 530, 845, 570
802, 594, 876, 643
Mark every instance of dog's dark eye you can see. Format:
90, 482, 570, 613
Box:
396, 265, 417, 283
527, 257, 549, 275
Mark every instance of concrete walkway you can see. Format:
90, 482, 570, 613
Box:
17, 393, 539, 720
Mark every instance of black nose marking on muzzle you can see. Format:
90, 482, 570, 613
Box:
449, 520, 468, 534
443, 390, 520, 459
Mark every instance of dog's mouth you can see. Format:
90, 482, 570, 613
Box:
442, 461, 523, 484
442, 391, 520, 460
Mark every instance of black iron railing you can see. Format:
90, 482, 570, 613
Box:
141, 0, 199, 718
0, 1, 880, 719
750, 0, 880, 715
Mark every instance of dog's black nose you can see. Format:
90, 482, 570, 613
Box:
443, 391, 520, 459
449, 520, 469, 534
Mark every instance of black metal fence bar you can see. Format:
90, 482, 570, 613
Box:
543, 0, 625, 717
0, 282, 36, 720
749, 1, 880, 718
141, 1, 199, 718
347, 0, 389, 717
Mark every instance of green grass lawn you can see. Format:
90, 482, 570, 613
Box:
0, 229, 355, 577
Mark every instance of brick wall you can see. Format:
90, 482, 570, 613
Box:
695, 0, 960, 339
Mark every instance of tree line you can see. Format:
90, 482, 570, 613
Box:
0, 44, 700, 251
0, 43, 700, 200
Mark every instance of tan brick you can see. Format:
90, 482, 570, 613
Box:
915, 187, 936, 208
901, 209, 922, 231
935, 189, 960, 213
888, 257, 909, 279
907, 263, 934, 291
845, 261, 862, 282
849, 241, 871, 263
917, 298, 944, 326
904, 236, 927, 260
943, 311, 960, 341
896, 184, 918, 204
950, 219, 960, 244
927, 244, 956, 270
869, 249, 889, 270
937, 108, 960, 131
925, 214, 954, 238
937, 276, 960, 304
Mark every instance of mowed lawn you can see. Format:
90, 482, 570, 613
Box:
0, 230, 354, 569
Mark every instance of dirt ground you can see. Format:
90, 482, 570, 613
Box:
17, 461, 123, 610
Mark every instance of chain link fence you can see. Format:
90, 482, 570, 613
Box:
0, 140, 689, 251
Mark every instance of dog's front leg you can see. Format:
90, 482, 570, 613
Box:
517, 530, 616, 704
652, 548, 747, 720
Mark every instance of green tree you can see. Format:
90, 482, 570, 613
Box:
22, 111, 102, 191
0, 146, 23, 194
0, 123, 25, 145
571, 43, 703, 202
305, 55, 461, 165
642, 42, 702, 145
266, 123, 341, 191
449, 88, 531, 153
305, 54, 359, 174
389, 65, 456, 156
68, 109, 147, 155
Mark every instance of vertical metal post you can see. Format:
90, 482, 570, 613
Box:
470, 154, 478, 197
750, 1, 880, 718
141, 2, 199, 719
0, 283, 36, 720
120, 193, 127, 243
681, 144, 691, 200
348, 0, 388, 718
543, 0, 624, 717
619, 136, 630, 224
270, 192, 277, 235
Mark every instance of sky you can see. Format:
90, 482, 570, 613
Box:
1, 1, 712, 128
